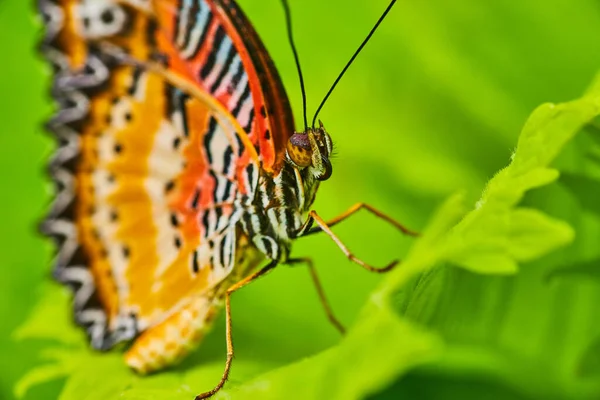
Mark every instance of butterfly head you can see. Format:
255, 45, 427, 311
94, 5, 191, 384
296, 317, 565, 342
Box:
286, 121, 333, 181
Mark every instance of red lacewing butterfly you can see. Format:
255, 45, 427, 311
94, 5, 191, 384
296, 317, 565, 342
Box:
38, 0, 415, 397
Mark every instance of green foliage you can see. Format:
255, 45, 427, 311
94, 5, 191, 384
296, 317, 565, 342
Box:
3, 0, 600, 399
13, 76, 600, 399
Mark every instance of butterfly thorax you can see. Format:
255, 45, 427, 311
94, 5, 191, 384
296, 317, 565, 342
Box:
239, 125, 333, 262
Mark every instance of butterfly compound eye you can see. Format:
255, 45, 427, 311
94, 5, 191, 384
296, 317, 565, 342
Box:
287, 133, 313, 167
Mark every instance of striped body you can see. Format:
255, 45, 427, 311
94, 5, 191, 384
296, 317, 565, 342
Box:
38, 0, 324, 372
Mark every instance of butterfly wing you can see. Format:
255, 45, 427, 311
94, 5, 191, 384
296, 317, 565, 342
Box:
39, 0, 294, 354
153, 0, 295, 171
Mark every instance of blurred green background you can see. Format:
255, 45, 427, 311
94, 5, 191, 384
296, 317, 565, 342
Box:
1, 0, 600, 399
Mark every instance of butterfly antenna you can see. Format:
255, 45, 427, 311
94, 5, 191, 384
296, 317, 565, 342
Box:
281, 0, 309, 131
312, 0, 396, 128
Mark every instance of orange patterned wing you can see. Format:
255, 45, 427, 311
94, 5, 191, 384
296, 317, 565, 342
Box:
39, 0, 294, 363
152, 0, 295, 171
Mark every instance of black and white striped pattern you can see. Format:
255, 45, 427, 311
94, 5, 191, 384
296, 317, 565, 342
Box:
172, 0, 255, 135
201, 114, 251, 204
237, 163, 310, 262
175, 0, 209, 59
189, 226, 238, 282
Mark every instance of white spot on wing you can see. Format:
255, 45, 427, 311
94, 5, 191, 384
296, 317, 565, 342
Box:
75, 1, 127, 39
147, 120, 186, 181
145, 118, 187, 278
109, 98, 133, 131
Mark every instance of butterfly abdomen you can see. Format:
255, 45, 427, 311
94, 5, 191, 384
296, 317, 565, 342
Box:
125, 295, 222, 374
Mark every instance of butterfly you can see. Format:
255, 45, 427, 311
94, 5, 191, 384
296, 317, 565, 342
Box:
38, 0, 413, 397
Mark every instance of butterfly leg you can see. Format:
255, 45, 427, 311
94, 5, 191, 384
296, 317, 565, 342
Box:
286, 257, 345, 335
305, 203, 418, 237
195, 260, 278, 400
305, 210, 403, 273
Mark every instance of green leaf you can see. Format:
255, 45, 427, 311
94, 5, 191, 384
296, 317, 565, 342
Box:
506, 208, 574, 261
438, 80, 600, 274
13, 284, 84, 347
577, 337, 600, 380
14, 363, 68, 399
14, 348, 79, 398
560, 172, 600, 217
547, 257, 600, 282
